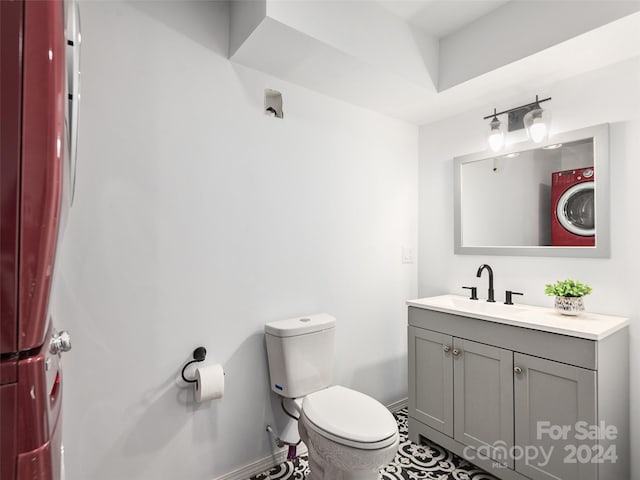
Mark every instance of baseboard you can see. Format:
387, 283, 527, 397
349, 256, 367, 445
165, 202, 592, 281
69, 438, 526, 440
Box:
213, 444, 309, 480
387, 397, 408, 413
213, 397, 408, 480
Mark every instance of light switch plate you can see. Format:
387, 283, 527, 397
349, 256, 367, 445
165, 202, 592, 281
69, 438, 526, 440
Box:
402, 247, 414, 264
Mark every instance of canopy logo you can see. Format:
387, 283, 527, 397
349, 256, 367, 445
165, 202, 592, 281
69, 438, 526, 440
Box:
462, 421, 618, 468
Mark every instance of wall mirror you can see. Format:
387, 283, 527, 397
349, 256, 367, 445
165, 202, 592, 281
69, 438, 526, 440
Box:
454, 124, 609, 257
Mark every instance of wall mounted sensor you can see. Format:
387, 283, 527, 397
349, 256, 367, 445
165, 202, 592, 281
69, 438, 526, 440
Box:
265, 89, 283, 118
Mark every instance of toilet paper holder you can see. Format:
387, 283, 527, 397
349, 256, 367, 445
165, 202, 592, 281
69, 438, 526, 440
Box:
181, 346, 207, 383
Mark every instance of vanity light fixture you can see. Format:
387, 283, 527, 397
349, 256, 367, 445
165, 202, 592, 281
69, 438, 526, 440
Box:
484, 95, 552, 150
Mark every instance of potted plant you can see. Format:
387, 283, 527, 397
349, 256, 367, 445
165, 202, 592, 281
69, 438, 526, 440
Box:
544, 279, 592, 315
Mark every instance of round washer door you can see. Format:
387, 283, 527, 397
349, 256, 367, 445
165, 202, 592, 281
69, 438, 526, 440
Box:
556, 181, 595, 237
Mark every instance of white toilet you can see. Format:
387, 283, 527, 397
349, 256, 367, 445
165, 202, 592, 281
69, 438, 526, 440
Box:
265, 314, 399, 480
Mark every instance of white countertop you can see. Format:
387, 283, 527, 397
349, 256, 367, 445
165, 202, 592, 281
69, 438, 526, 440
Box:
407, 294, 629, 341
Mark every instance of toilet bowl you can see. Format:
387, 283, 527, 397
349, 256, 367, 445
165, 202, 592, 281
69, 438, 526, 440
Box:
264, 314, 399, 479
296, 385, 399, 480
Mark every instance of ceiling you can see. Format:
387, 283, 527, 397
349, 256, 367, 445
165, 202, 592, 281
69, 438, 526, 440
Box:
375, 0, 511, 38
230, 1, 640, 125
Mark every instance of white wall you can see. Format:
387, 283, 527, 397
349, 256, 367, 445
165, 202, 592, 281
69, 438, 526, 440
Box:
419, 57, 640, 477
51, 2, 417, 479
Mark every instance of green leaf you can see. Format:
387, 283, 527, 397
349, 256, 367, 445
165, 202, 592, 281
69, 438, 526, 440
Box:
543, 278, 592, 297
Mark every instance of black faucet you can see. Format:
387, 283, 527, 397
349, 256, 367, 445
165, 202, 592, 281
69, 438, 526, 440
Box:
476, 264, 495, 302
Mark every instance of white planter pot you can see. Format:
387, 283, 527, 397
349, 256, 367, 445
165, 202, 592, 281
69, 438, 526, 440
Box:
554, 296, 585, 316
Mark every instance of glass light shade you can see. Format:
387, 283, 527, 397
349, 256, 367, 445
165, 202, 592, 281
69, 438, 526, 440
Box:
487, 117, 505, 152
523, 107, 551, 143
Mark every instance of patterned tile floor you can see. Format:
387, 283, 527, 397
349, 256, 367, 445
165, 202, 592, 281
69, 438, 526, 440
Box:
249, 408, 499, 480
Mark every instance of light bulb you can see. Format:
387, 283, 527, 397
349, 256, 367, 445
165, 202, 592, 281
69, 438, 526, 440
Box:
487, 116, 504, 152
529, 120, 547, 143
488, 130, 504, 151
523, 107, 551, 143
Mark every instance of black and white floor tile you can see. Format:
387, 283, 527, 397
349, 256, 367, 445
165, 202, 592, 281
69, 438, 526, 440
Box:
248, 408, 499, 480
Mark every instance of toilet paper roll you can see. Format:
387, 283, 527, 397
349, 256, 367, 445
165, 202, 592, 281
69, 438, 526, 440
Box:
195, 364, 224, 402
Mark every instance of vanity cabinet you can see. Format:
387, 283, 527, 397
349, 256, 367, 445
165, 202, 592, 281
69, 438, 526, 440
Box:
408, 328, 514, 467
513, 353, 597, 480
408, 328, 454, 435
454, 338, 514, 468
407, 303, 629, 480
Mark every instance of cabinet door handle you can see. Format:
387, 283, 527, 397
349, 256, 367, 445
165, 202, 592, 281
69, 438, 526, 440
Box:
443, 345, 451, 353
452, 348, 461, 356
514, 366, 523, 375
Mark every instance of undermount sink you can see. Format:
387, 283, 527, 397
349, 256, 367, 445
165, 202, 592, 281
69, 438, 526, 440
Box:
438, 295, 527, 316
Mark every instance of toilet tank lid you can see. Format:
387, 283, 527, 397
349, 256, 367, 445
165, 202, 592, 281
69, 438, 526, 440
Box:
265, 314, 336, 337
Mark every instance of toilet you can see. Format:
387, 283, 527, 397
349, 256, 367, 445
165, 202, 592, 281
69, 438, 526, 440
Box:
265, 314, 399, 480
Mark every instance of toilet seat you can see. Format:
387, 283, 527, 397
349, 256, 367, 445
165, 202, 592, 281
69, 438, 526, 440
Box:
301, 385, 398, 450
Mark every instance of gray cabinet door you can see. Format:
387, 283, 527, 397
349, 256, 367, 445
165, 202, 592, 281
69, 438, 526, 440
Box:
453, 338, 514, 468
514, 353, 597, 480
408, 326, 453, 436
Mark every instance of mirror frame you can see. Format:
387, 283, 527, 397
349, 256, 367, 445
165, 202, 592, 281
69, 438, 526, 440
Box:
454, 123, 609, 258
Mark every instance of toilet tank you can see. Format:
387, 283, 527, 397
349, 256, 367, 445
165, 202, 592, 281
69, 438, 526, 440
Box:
265, 314, 336, 398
